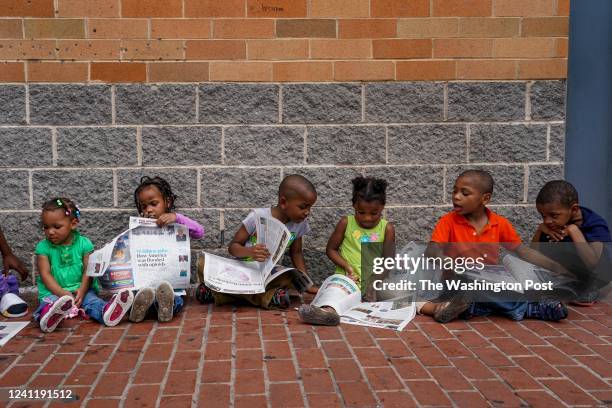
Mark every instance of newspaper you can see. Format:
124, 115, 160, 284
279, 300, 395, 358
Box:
0, 321, 29, 347
86, 217, 191, 292
312, 274, 416, 331
201, 214, 312, 294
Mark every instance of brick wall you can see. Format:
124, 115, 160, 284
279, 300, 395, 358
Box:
0, 1, 568, 287
0, 0, 569, 82
0, 80, 565, 285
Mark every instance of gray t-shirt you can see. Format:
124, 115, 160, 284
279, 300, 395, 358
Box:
242, 208, 311, 249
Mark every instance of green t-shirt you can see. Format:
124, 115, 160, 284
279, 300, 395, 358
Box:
335, 215, 388, 289
35, 231, 97, 301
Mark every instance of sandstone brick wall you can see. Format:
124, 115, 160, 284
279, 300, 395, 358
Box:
0, 80, 565, 284
0, 0, 569, 82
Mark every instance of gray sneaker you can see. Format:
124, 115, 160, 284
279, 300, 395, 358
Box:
298, 304, 340, 326
129, 287, 155, 323
434, 293, 471, 323
156, 281, 174, 322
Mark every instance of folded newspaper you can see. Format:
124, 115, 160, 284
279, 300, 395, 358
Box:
311, 274, 416, 331
86, 217, 191, 292
200, 213, 313, 294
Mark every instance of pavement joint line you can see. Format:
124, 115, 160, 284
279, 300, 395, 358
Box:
281, 308, 309, 408
191, 303, 213, 408
155, 311, 187, 406
229, 307, 237, 408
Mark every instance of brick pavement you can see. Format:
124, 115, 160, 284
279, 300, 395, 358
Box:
0, 298, 610, 407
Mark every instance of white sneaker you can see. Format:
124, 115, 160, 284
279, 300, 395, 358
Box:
39, 295, 74, 333
103, 289, 134, 326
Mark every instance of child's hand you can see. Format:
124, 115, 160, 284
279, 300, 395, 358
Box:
3, 252, 28, 280
250, 244, 271, 262
345, 266, 359, 284
539, 223, 566, 242
156, 213, 177, 227
74, 287, 87, 308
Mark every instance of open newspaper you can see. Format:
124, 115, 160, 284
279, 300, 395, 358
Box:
463, 253, 573, 294
0, 321, 29, 347
311, 274, 416, 331
201, 214, 313, 294
86, 217, 191, 292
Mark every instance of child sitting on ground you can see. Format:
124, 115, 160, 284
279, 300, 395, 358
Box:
198, 174, 317, 309
34, 198, 133, 332
420, 170, 568, 323
299, 176, 396, 326
533, 180, 611, 305
129, 176, 205, 323
0, 226, 29, 317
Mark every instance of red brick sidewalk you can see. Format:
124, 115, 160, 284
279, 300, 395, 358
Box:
1, 299, 610, 407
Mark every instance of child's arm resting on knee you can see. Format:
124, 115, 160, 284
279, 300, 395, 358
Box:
74, 254, 92, 307
228, 224, 270, 262
289, 236, 307, 272
565, 225, 604, 270
37, 254, 71, 298
513, 244, 571, 276
326, 217, 356, 278
0, 227, 28, 279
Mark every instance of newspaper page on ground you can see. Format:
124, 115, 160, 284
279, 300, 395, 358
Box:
312, 274, 416, 331
86, 217, 191, 292
202, 213, 312, 294
0, 321, 29, 347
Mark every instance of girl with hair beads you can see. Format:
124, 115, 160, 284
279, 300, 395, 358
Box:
129, 176, 204, 323
34, 198, 134, 332
299, 177, 396, 325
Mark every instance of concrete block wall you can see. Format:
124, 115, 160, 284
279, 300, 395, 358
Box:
0, 80, 565, 285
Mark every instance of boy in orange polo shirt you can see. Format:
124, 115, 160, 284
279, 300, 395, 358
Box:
418, 170, 568, 323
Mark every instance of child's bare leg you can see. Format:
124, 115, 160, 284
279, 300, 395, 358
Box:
419, 302, 437, 316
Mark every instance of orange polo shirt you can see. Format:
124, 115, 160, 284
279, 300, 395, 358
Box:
430, 208, 522, 264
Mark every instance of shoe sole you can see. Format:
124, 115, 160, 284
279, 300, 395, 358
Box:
104, 289, 134, 327
129, 288, 155, 322
434, 298, 471, 324
40, 295, 73, 333
156, 282, 174, 322
298, 304, 340, 326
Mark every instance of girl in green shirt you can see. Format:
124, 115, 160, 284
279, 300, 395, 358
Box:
34, 198, 134, 332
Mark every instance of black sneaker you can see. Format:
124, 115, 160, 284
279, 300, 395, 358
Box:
195, 283, 214, 304
526, 301, 568, 321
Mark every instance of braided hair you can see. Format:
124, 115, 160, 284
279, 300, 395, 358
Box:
42, 197, 81, 220
134, 176, 177, 214
351, 176, 387, 206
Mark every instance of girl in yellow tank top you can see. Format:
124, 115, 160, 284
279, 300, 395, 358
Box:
326, 177, 396, 299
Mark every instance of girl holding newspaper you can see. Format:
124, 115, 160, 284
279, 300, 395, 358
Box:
299, 177, 396, 326
129, 176, 204, 323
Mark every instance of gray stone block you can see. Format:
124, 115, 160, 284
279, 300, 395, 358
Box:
224, 126, 304, 165
549, 124, 565, 162
302, 249, 335, 285
307, 126, 385, 165
282, 84, 361, 124
30, 85, 112, 125
527, 164, 564, 202
78, 210, 133, 248
142, 126, 222, 166
0, 128, 53, 167
117, 168, 198, 209
306, 207, 351, 248
469, 124, 547, 163
199, 84, 279, 124
388, 124, 467, 164
385, 207, 450, 246
0, 212, 40, 255
115, 84, 196, 124
201, 168, 280, 208
365, 82, 444, 122
364, 166, 444, 205
223, 209, 254, 244
32, 170, 114, 208
531, 80, 565, 120
0, 86, 26, 124
178, 209, 220, 250
291, 167, 362, 207
446, 165, 525, 204
448, 82, 525, 121
0, 171, 29, 209
493, 205, 540, 242
57, 127, 138, 167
